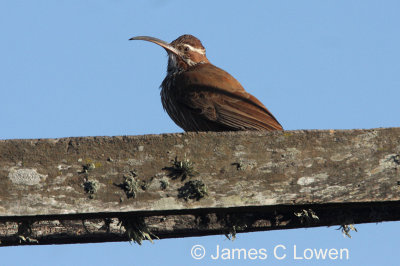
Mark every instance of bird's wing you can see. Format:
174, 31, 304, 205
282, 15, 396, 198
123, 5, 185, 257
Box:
175, 63, 283, 131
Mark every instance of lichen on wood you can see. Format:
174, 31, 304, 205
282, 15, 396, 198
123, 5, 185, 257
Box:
0, 128, 400, 246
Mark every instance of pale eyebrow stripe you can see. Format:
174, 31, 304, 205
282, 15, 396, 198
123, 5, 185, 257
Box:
183, 44, 206, 55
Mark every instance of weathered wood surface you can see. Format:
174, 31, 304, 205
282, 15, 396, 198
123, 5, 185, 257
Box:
0, 128, 400, 245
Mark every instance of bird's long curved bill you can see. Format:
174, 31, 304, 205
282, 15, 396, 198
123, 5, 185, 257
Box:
129, 36, 180, 55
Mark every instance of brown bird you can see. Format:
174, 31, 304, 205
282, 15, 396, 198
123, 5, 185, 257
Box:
129, 34, 283, 132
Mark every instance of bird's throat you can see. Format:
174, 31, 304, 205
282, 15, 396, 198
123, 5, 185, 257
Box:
167, 54, 184, 74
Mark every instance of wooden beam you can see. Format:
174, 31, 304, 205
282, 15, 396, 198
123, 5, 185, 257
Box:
0, 128, 399, 246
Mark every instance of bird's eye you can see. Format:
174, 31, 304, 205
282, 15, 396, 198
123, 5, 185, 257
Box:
184, 46, 189, 52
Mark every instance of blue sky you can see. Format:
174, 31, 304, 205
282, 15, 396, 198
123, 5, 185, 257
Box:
1, 0, 399, 265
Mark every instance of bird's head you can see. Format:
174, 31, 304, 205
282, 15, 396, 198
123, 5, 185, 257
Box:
129, 34, 209, 74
